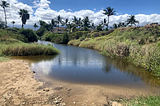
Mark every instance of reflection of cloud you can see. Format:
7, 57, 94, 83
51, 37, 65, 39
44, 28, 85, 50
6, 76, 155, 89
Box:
31, 62, 52, 75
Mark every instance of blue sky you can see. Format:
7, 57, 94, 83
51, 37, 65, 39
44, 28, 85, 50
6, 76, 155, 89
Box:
19, 0, 160, 14
1, 0, 160, 28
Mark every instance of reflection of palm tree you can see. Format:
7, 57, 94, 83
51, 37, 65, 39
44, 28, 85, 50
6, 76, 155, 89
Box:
18, 9, 30, 28
103, 7, 116, 29
0, 1, 9, 26
126, 15, 139, 26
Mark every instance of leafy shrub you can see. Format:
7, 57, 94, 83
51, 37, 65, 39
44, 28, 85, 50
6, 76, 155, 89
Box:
0, 29, 27, 42
18, 29, 38, 42
36, 27, 47, 37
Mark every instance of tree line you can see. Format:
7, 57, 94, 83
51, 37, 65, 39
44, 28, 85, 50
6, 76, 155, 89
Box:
0, 0, 139, 31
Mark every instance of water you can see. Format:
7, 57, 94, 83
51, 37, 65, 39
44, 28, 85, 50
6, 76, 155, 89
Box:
13, 40, 160, 92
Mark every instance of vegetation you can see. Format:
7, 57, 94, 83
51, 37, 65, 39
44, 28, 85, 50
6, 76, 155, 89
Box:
103, 7, 116, 29
123, 95, 160, 106
0, 0, 9, 26
11, 21, 15, 27
68, 24, 160, 76
126, 15, 139, 26
18, 9, 30, 28
0, 35, 59, 57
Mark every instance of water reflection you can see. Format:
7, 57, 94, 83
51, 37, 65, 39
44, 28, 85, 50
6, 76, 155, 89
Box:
13, 40, 160, 91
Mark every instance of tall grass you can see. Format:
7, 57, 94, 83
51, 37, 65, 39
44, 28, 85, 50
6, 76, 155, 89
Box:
68, 25, 160, 76
0, 37, 60, 57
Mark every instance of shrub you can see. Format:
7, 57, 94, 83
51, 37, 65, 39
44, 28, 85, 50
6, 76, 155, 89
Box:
18, 29, 38, 42
2, 44, 60, 56
36, 27, 47, 37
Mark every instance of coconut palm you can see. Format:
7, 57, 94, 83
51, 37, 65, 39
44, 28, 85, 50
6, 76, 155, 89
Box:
33, 23, 38, 31
39, 20, 46, 27
82, 16, 92, 31
72, 16, 78, 27
67, 22, 76, 33
51, 19, 57, 32
18, 9, 30, 28
103, 7, 116, 29
126, 15, 139, 26
0, 17, 5, 28
56, 15, 62, 31
11, 21, 15, 27
0, 1, 9, 26
113, 23, 118, 29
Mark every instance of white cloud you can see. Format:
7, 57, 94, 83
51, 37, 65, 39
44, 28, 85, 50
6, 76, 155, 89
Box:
1, 0, 160, 28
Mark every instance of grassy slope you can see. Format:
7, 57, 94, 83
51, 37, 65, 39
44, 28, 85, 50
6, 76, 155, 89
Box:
68, 25, 160, 76
0, 29, 60, 61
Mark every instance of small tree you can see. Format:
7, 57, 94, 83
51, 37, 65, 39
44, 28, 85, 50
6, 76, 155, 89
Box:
126, 15, 139, 27
0, 1, 9, 26
103, 7, 116, 29
18, 9, 30, 28
33, 23, 38, 31
11, 21, 15, 27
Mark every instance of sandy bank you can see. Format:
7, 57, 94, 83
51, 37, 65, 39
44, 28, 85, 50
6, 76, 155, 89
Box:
0, 60, 153, 106
0, 60, 55, 106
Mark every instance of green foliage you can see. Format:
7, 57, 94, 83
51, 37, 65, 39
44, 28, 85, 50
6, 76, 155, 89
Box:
0, 29, 27, 42
68, 31, 89, 40
0, 37, 59, 56
18, 28, 38, 42
43, 32, 69, 44
67, 25, 160, 76
36, 26, 47, 37
124, 96, 160, 106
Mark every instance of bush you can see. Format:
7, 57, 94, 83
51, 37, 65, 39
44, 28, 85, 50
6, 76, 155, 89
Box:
36, 27, 47, 37
2, 44, 60, 56
18, 29, 38, 42
0, 29, 27, 42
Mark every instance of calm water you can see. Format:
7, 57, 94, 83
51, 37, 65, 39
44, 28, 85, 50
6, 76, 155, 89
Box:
13, 40, 160, 91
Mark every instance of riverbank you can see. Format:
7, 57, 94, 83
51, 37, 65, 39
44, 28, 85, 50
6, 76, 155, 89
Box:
0, 59, 158, 106
68, 24, 160, 76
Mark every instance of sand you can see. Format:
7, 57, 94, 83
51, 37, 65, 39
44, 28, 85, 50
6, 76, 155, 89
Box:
0, 60, 152, 106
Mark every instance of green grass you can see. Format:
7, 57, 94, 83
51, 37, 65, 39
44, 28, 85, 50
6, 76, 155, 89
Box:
0, 37, 60, 57
124, 96, 160, 106
68, 25, 160, 76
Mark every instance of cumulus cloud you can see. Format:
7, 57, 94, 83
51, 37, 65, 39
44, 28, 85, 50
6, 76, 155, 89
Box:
0, 0, 160, 27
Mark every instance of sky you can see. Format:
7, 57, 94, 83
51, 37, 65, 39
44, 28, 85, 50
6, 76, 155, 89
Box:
1, 0, 160, 28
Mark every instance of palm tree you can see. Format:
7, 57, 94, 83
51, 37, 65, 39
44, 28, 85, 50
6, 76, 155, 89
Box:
51, 19, 57, 32
0, 1, 9, 26
56, 15, 62, 31
39, 20, 46, 27
113, 23, 118, 29
126, 15, 139, 27
18, 9, 30, 28
33, 23, 38, 31
82, 16, 92, 31
72, 16, 78, 27
11, 21, 15, 27
0, 17, 5, 28
103, 7, 116, 29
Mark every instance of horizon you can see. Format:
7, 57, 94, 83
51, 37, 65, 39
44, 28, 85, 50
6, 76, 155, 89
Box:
0, 0, 160, 28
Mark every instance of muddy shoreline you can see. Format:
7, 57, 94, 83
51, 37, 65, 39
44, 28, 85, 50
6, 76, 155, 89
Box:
0, 60, 155, 106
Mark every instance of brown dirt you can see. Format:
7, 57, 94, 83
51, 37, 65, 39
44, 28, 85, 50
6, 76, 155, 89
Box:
0, 60, 152, 106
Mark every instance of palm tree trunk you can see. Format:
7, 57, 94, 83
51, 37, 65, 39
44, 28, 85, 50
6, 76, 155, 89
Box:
3, 8, 7, 27
22, 24, 24, 28
107, 16, 109, 29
